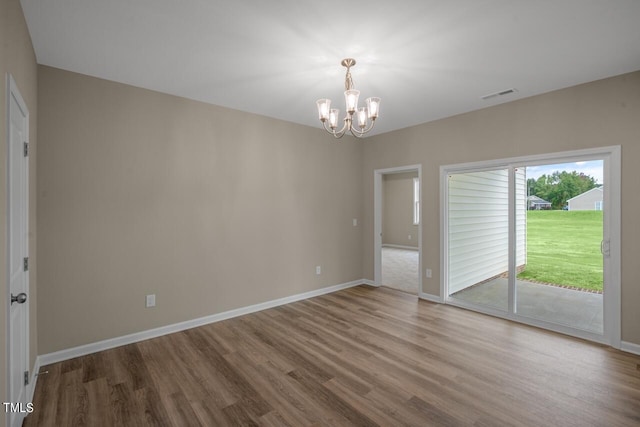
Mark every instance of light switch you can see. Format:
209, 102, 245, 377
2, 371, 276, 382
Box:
146, 294, 156, 308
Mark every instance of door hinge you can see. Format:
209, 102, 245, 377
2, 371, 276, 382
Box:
23, 142, 29, 157
23, 257, 29, 272
24, 371, 29, 386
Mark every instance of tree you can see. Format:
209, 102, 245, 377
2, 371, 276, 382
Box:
528, 171, 598, 209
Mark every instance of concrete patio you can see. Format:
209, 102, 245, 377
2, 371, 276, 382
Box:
451, 277, 603, 334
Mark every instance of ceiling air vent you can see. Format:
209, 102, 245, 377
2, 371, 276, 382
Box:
481, 88, 517, 100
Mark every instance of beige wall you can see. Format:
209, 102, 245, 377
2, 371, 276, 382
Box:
8, 11, 638, 369
362, 71, 640, 346
37, 66, 363, 353
383, 172, 418, 247
1, 0, 38, 420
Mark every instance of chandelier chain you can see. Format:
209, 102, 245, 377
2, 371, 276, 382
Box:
345, 68, 354, 91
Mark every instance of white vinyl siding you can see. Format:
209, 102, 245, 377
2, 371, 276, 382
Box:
448, 169, 525, 294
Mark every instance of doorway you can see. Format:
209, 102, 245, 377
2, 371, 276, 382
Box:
6, 74, 31, 427
441, 147, 620, 346
374, 165, 422, 296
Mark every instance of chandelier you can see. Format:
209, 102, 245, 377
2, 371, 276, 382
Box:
316, 58, 380, 138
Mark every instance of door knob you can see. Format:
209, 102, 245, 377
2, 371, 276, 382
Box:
11, 293, 27, 305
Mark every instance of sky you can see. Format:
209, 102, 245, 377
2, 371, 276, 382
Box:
524, 160, 603, 184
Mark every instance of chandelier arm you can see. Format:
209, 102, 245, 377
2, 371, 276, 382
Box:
349, 119, 376, 137
333, 130, 346, 139
321, 117, 348, 138
321, 120, 337, 135
333, 117, 350, 138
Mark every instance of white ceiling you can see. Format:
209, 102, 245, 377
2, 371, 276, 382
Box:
20, 0, 640, 136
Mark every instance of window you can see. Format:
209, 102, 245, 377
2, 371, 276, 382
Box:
595, 200, 603, 211
413, 177, 420, 225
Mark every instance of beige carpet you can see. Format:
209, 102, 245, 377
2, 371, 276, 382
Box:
382, 246, 419, 294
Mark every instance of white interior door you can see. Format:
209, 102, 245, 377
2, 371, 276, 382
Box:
7, 75, 30, 427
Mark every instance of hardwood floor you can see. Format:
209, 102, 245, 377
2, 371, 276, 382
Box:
26, 286, 640, 426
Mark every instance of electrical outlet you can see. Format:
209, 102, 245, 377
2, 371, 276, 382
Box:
425, 269, 432, 279
353, 218, 358, 226
316, 266, 321, 275
408, 235, 412, 240
146, 294, 156, 308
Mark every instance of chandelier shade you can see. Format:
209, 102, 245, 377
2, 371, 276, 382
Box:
344, 89, 359, 114
316, 58, 380, 138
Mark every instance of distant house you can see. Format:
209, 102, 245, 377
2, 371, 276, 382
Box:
527, 195, 552, 210
567, 187, 603, 211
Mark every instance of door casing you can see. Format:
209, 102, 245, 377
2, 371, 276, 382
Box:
374, 164, 423, 296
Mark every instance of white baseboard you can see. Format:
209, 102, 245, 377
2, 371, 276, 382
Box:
382, 244, 419, 251
621, 340, 640, 356
419, 292, 443, 303
361, 279, 378, 287
37, 279, 366, 367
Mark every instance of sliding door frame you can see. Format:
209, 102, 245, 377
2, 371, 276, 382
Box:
440, 146, 621, 348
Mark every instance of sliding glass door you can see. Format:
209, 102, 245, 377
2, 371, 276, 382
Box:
443, 148, 618, 344
514, 161, 604, 334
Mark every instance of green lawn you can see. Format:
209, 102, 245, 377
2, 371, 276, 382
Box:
517, 210, 603, 291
